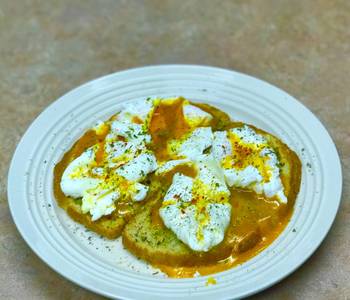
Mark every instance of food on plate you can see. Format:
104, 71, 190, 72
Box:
54, 96, 301, 277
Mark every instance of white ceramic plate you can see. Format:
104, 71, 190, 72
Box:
8, 65, 342, 300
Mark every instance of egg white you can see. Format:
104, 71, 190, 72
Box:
60, 147, 101, 198
116, 152, 158, 182
177, 127, 213, 160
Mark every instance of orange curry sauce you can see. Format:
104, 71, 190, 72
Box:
53, 98, 300, 278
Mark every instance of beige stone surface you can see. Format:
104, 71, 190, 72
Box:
0, 0, 349, 299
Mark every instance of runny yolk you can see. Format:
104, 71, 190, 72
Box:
149, 98, 191, 161
95, 141, 105, 165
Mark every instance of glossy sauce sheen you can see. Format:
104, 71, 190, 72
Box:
149, 98, 190, 161
53, 99, 300, 278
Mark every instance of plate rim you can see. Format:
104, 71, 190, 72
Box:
8, 64, 343, 299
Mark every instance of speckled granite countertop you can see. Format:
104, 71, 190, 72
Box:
0, 0, 349, 299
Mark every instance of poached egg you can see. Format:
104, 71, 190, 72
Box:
216, 125, 287, 203
159, 155, 231, 252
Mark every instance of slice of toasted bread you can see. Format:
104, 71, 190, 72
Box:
122, 123, 301, 266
